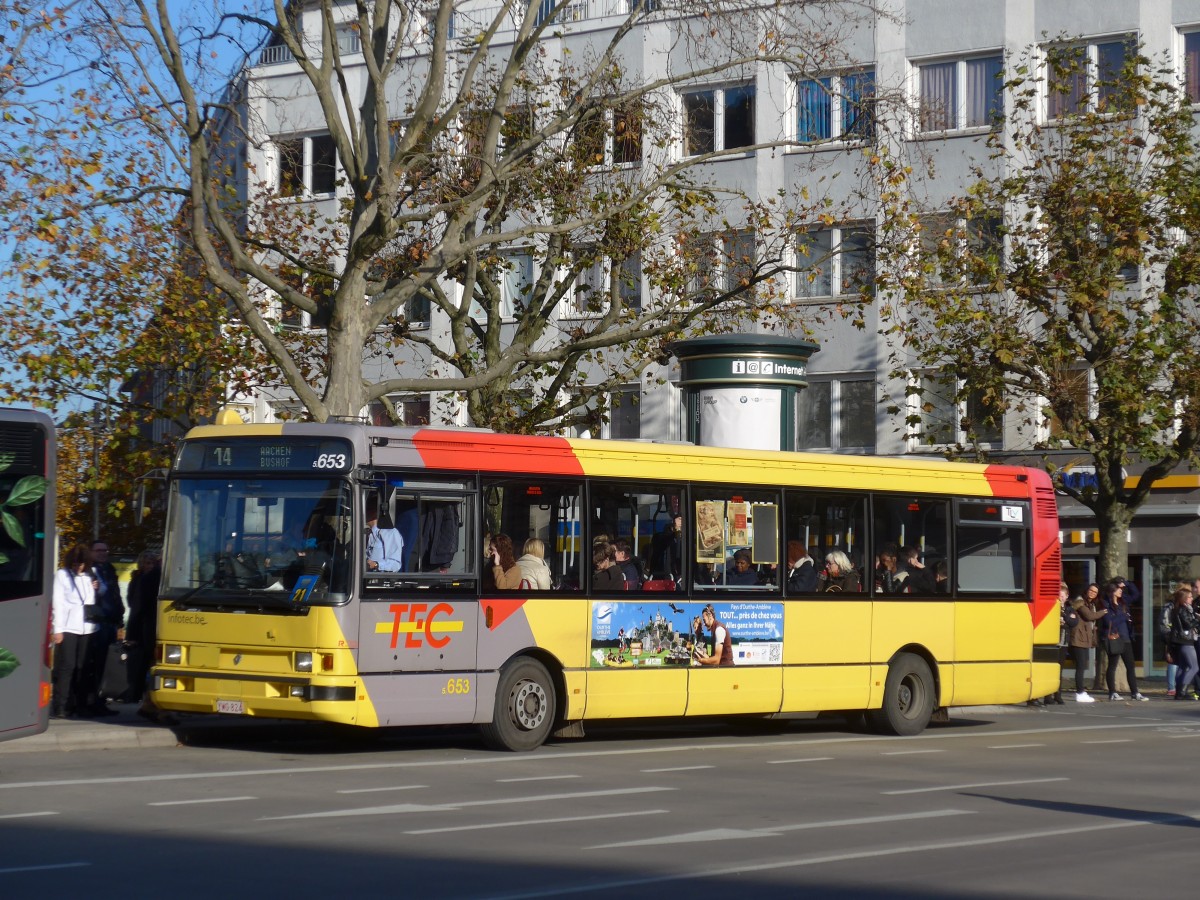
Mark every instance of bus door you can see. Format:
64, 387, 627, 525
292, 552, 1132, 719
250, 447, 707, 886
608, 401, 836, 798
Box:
781, 491, 871, 712
356, 481, 479, 726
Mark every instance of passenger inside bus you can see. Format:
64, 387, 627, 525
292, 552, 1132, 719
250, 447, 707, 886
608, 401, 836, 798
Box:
365, 496, 404, 573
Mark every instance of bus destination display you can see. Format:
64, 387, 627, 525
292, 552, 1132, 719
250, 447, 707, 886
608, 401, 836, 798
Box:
176, 438, 353, 473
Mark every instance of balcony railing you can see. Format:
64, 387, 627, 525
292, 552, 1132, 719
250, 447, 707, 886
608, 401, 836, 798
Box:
256, 29, 363, 67
254, 1, 636, 67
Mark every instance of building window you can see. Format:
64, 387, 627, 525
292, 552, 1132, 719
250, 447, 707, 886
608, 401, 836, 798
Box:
470, 251, 531, 321
679, 231, 720, 299
613, 103, 644, 164
913, 374, 1002, 448
722, 230, 755, 293
682, 84, 756, 156
562, 251, 609, 319
795, 69, 875, 143
1044, 366, 1092, 444
274, 133, 338, 197
369, 396, 431, 427
1185, 31, 1200, 104
795, 223, 875, 298
918, 54, 1003, 132
915, 213, 1004, 289
499, 251, 532, 317
405, 293, 431, 327
576, 101, 645, 167
797, 377, 876, 452
609, 385, 640, 440
617, 252, 641, 311
1046, 37, 1135, 118
275, 264, 333, 330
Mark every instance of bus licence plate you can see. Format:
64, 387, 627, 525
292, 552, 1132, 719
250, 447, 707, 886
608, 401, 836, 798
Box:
216, 699, 245, 715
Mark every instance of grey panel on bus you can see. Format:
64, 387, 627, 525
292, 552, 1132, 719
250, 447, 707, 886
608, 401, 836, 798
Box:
357, 598, 479, 674
360, 672, 482, 727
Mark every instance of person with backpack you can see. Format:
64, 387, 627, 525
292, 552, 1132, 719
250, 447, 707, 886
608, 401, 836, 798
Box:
1167, 587, 1199, 701
1160, 596, 1179, 696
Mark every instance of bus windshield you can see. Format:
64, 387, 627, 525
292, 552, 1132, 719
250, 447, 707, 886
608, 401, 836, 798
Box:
162, 476, 352, 608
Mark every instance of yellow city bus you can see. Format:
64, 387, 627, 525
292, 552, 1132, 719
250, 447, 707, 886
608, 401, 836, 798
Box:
0, 408, 54, 743
150, 423, 1061, 750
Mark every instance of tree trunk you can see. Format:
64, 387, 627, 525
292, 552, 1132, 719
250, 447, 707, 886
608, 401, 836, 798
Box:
323, 318, 368, 421
1093, 501, 1133, 585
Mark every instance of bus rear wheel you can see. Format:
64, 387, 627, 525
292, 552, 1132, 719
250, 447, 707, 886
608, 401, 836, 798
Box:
869, 653, 935, 737
480, 658, 556, 752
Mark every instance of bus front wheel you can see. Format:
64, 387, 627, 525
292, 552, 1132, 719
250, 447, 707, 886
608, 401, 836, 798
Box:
480, 658, 556, 752
869, 653, 935, 737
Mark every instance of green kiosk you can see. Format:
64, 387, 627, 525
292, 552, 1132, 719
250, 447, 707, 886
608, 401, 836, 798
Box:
670, 334, 820, 451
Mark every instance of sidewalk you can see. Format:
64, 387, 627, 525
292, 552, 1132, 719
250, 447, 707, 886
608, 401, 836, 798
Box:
0, 703, 181, 754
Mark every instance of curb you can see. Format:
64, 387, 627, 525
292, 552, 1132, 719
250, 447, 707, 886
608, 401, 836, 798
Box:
0, 705, 180, 755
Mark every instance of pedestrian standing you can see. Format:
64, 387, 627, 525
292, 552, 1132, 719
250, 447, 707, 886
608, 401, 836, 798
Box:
50, 544, 97, 718
1068, 584, 1106, 703
80, 539, 123, 715
1167, 587, 1199, 700
1100, 580, 1148, 702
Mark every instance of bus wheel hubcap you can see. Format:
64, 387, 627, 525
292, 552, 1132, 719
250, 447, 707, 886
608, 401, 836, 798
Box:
514, 681, 547, 730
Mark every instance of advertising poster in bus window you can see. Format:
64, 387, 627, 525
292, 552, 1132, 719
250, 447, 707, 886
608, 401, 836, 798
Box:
589, 600, 783, 667
695, 500, 725, 563
727, 501, 749, 546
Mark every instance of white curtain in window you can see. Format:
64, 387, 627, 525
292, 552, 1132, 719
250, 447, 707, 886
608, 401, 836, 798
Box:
919, 62, 956, 131
500, 252, 532, 317
796, 229, 832, 297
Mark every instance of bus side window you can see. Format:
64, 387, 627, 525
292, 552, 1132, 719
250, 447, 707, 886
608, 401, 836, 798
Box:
483, 477, 584, 591
871, 496, 949, 596
784, 489, 866, 596
690, 488, 780, 591
955, 499, 1029, 595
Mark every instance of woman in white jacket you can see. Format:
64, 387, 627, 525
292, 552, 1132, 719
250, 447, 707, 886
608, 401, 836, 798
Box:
515, 538, 553, 591
51, 543, 97, 718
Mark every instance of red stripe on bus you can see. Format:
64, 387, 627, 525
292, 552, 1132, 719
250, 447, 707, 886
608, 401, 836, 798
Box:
984, 464, 1060, 628
411, 431, 585, 476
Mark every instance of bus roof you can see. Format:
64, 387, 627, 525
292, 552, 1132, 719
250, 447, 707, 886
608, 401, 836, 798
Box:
181, 422, 1049, 499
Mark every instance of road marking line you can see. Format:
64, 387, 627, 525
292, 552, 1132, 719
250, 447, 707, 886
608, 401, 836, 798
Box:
0, 811, 57, 819
986, 743, 1045, 749
337, 785, 427, 794
148, 796, 257, 806
0, 722, 1171, 791
767, 757, 834, 765
588, 809, 975, 849
881, 749, 945, 756
641, 765, 714, 773
489, 810, 1200, 898
1082, 739, 1133, 744
0, 862, 89, 875
496, 775, 581, 783
883, 777, 1068, 795
260, 785, 676, 820
405, 809, 668, 835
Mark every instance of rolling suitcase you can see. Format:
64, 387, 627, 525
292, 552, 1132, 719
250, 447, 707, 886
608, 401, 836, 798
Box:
100, 642, 138, 701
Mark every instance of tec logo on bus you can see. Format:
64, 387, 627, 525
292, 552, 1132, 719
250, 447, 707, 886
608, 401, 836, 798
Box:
375, 603, 464, 649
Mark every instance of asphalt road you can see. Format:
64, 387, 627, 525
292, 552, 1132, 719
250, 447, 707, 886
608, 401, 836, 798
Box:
2, 700, 1198, 898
